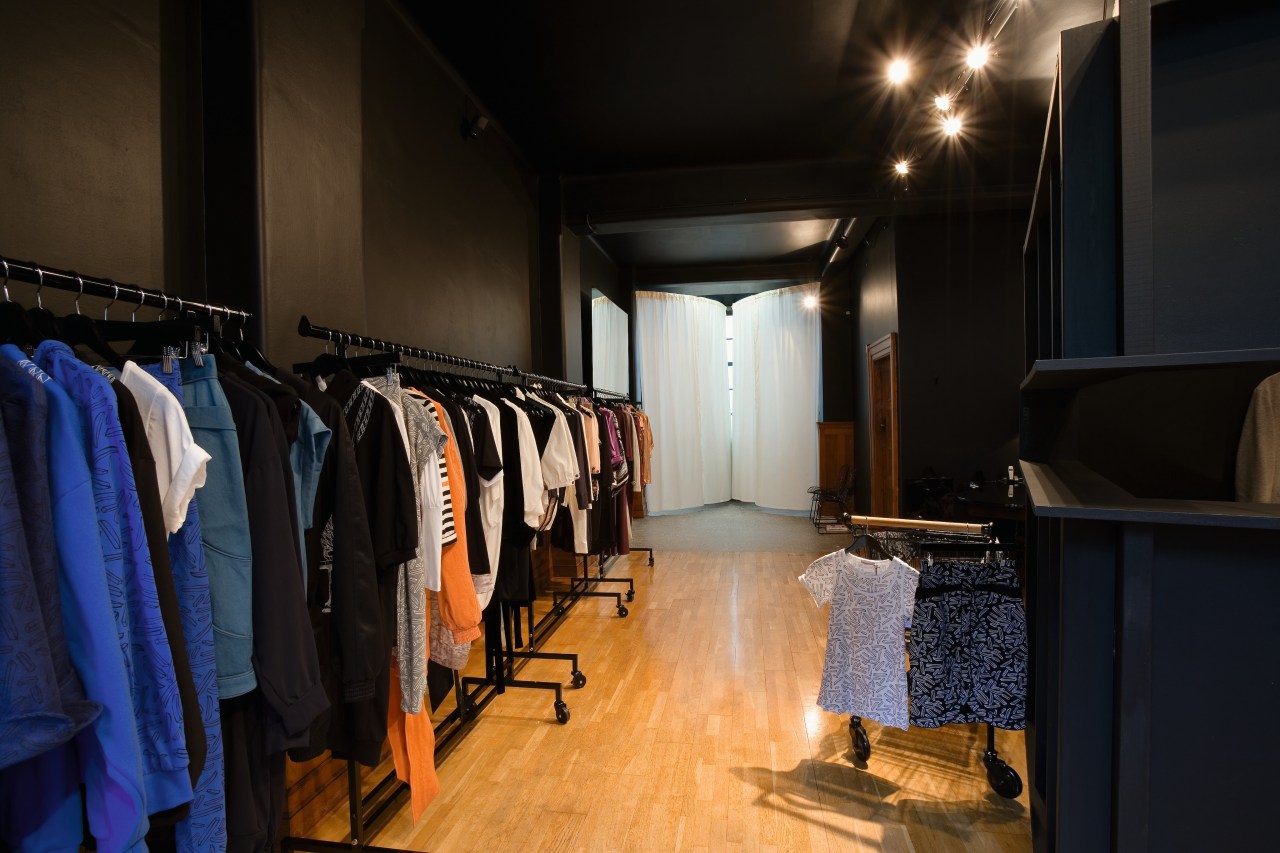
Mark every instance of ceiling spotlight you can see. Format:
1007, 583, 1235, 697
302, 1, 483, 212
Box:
895, 160, 910, 176
803, 295, 818, 309
943, 116, 963, 136
934, 94, 952, 111
966, 44, 991, 69
888, 59, 910, 84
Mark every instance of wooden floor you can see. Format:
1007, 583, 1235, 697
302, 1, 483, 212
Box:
306, 551, 1031, 852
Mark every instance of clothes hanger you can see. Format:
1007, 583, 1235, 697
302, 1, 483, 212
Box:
846, 531, 892, 559
59, 278, 128, 369
293, 331, 352, 377
25, 266, 66, 342
0, 259, 42, 347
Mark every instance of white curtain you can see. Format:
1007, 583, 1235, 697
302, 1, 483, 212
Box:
635, 292, 732, 512
591, 296, 630, 394
731, 284, 821, 512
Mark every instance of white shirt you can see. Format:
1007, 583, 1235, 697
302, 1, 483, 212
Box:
471, 395, 505, 609
120, 361, 211, 534
502, 398, 546, 530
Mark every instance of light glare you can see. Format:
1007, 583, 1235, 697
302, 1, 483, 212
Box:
934, 94, 952, 111
803, 295, 818, 309
895, 160, 910, 176
943, 116, 962, 136
888, 59, 910, 84
966, 45, 990, 69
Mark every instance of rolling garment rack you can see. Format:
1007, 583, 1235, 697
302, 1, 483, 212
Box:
837, 513, 1025, 799
283, 315, 614, 853
589, 385, 655, 574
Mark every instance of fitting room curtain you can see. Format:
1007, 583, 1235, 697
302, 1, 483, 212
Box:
591, 296, 630, 393
635, 292, 732, 512
730, 284, 821, 511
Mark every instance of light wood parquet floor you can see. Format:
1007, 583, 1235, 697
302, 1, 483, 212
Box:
307, 550, 1031, 852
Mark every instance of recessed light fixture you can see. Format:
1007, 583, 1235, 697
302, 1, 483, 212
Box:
803, 295, 818, 309
888, 59, 910, 84
934, 94, 952, 111
895, 160, 910, 176
943, 116, 963, 136
966, 44, 991, 69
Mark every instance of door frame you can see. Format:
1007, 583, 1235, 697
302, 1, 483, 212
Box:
867, 332, 901, 517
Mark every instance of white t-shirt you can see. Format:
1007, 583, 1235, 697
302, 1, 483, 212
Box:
502, 398, 546, 530
120, 361, 211, 534
800, 551, 920, 730
471, 395, 505, 609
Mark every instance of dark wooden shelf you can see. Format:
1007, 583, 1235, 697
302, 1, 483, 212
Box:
1020, 460, 1280, 529
1021, 348, 1280, 391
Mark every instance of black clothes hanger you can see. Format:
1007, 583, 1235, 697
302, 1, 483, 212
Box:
847, 532, 892, 559
60, 279, 127, 370
24, 267, 65, 343
293, 331, 352, 377
0, 260, 40, 347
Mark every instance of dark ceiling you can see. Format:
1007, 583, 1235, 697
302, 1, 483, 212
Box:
407, 0, 1106, 296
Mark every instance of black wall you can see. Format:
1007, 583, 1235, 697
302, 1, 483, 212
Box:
823, 219, 897, 514
823, 209, 1025, 515
0, 0, 203, 310
359, 0, 535, 371
1149, 4, 1280, 354
896, 209, 1026, 487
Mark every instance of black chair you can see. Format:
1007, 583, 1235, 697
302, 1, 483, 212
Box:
808, 465, 854, 529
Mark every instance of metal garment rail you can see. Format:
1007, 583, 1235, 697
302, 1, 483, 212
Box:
1, 254, 252, 322
281, 317, 596, 853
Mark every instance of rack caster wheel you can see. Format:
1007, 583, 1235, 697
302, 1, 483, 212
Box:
617, 604, 629, 617
985, 758, 1022, 799
850, 721, 871, 762
571, 670, 587, 689
554, 700, 570, 724
626, 589, 635, 602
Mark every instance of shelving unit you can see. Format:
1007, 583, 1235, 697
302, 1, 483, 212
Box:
1020, 4, 1280, 852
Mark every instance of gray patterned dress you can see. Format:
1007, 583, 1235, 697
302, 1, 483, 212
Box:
801, 552, 919, 730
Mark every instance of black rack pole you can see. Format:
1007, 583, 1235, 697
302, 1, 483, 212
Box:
1, 255, 252, 322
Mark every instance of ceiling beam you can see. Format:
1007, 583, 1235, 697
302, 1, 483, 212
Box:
563, 160, 1034, 236
634, 261, 816, 288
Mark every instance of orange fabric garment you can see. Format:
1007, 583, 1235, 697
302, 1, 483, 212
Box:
387, 657, 440, 821
404, 389, 482, 644
637, 410, 655, 486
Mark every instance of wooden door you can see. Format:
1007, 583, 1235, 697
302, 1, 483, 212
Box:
867, 333, 900, 517
817, 421, 855, 492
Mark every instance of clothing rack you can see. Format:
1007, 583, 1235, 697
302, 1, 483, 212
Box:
839, 517, 1024, 800
590, 385, 630, 400
282, 316, 599, 853
1, 255, 252, 322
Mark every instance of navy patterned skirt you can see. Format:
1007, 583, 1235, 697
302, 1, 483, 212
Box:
909, 559, 1027, 730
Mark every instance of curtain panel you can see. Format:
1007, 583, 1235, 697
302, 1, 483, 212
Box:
730, 284, 821, 511
635, 291, 732, 512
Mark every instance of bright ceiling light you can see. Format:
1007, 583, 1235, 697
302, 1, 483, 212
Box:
888, 59, 910, 84
803, 295, 818, 309
966, 44, 991, 69
934, 94, 952, 111
895, 160, 910, 176
943, 116, 963, 136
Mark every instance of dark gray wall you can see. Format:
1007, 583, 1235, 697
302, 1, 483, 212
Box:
896, 209, 1026, 486
359, 0, 534, 370
831, 219, 898, 514
0, 0, 203, 311
561, 227, 583, 383
259, 0, 366, 368
1150, 5, 1280, 354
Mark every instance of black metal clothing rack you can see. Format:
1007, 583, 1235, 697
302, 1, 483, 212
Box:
282, 316, 608, 853
1, 254, 253, 322
838, 520, 1025, 800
